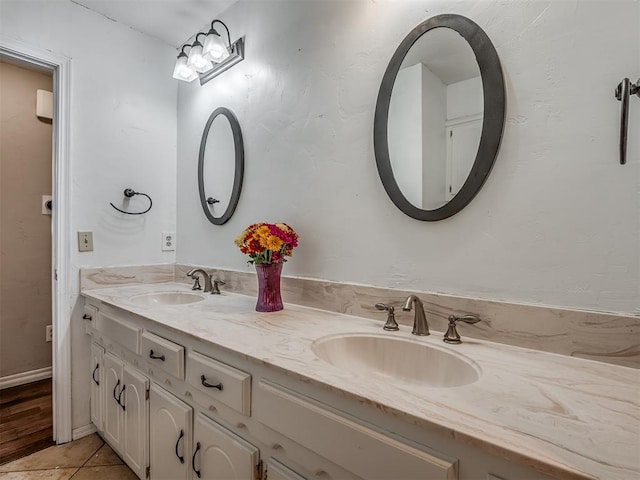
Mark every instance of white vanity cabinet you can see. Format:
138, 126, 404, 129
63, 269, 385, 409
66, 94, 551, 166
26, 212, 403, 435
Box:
90, 343, 104, 431
193, 413, 260, 480
85, 297, 558, 480
98, 349, 150, 479
149, 384, 192, 480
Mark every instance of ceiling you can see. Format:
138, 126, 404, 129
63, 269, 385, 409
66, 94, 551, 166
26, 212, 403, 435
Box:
72, 0, 238, 47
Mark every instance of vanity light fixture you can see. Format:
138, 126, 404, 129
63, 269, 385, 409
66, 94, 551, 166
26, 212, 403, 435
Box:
173, 18, 245, 86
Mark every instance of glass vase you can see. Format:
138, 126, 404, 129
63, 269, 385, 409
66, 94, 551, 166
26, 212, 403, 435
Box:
255, 263, 284, 312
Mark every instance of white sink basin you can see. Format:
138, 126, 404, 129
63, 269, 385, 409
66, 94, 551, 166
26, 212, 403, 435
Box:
311, 333, 480, 388
128, 291, 205, 306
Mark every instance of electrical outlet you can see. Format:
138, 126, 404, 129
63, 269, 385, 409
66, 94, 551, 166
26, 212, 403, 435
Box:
42, 195, 52, 215
78, 231, 93, 252
162, 232, 176, 251
46, 325, 52, 342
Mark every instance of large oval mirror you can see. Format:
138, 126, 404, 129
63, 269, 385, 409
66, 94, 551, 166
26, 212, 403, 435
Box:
198, 107, 244, 225
374, 14, 505, 221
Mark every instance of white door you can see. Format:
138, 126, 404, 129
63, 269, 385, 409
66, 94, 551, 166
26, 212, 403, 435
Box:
90, 343, 105, 431
193, 413, 259, 480
122, 365, 150, 480
266, 458, 306, 480
103, 351, 124, 452
445, 119, 482, 200
150, 384, 193, 480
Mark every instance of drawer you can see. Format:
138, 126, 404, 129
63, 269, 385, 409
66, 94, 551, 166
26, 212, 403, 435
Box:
96, 312, 141, 354
255, 380, 457, 480
186, 351, 251, 416
83, 304, 98, 334
141, 331, 185, 380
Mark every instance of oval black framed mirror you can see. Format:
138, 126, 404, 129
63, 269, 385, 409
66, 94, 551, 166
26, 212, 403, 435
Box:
374, 14, 505, 221
198, 107, 244, 225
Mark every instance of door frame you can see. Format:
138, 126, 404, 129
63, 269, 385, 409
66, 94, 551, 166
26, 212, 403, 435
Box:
0, 37, 72, 443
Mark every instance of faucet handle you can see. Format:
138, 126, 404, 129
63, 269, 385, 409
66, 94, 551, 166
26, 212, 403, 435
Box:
443, 314, 481, 344
211, 279, 225, 295
375, 303, 399, 331
190, 276, 202, 291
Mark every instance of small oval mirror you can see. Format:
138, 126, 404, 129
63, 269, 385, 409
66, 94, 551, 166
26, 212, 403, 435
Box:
374, 14, 505, 221
198, 107, 244, 225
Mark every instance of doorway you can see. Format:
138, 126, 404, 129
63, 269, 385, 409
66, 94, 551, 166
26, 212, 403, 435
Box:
0, 38, 72, 448
0, 56, 54, 463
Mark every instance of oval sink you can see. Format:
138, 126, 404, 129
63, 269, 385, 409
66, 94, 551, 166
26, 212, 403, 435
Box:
311, 333, 480, 388
128, 291, 205, 306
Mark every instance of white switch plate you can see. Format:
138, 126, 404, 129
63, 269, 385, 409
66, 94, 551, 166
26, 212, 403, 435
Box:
78, 231, 94, 252
42, 195, 52, 215
162, 232, 176, 251
46, 325, 52, 342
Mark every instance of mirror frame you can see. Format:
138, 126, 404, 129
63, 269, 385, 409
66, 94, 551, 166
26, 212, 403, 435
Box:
198, 107, 244, 225
374, 14, 505, 221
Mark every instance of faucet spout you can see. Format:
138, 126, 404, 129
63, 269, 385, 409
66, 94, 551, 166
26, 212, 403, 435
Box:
187, 269, 213, 293
402, 295, 429, 336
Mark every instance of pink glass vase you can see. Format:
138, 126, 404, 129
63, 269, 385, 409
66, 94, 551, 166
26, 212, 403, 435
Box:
255, 263, 284, 312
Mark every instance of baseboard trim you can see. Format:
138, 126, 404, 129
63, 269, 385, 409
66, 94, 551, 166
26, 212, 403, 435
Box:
72, 424, 97, 441
0, 366, 52, 390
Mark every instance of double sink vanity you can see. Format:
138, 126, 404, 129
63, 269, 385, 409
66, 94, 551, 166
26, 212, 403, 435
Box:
81, 272, 638, 480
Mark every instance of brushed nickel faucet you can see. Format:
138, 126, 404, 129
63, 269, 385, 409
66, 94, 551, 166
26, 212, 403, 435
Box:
402, 295, 429, 336
186, 269, 212, 293
211, 279, 225, 295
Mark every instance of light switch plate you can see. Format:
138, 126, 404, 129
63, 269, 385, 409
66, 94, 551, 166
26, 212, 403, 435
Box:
162, 232, 176, 251
78, 231, 93, 252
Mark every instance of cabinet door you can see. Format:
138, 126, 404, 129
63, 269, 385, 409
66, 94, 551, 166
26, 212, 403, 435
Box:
266, 458, 306, 480
122, 365, 150, 480
150, 384, 193, 480
90, 343, 105, 431
193, 413, 259, 480
103, 352, 124, 452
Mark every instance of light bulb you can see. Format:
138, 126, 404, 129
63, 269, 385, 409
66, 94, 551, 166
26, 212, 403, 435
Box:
172, 54, 198, 82
203, 31, 230, 63
187, 41, 213, 73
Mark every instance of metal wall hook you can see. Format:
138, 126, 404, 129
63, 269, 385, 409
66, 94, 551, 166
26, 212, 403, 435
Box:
615, 77, 640, 165
110, 188, 153, 215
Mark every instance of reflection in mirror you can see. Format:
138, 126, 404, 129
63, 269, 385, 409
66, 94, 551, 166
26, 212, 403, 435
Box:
388, 27, 483, 210
203, 114, 235, 214
198, 107, 244, 225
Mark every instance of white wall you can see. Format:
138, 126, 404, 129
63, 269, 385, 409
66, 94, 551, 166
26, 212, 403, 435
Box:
388, 63, 424, 207
0, 0, 177, 429
178, 0, 639, 316
421, 64, 447, 209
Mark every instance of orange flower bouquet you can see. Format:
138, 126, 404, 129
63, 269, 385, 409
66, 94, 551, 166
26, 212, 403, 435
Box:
234, 223, 299, 265
235, 223, 299, 312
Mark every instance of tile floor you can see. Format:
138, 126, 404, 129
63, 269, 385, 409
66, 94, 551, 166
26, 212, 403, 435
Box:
0, 434, 137, 479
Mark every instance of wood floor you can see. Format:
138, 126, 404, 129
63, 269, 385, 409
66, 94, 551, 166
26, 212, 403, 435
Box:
0, 378, 54, 465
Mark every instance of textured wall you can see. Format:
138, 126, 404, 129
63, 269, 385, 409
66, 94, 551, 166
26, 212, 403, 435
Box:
177, 0, 640, 315
0, 61, 53, 378
0, 0, 177, 428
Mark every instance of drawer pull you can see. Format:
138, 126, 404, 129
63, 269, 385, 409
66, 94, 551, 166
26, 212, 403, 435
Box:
192, 441, 201, 478
92, 363, 100, 386
149, 350, 166, 361
82, 313, 92, 320
175, 429, 185, 464
200, 375, 223, 391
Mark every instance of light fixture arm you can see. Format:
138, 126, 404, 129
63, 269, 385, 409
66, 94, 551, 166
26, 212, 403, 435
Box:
193, 32, 206, 46
178, 44, 190, 57
211, 20, 231, 49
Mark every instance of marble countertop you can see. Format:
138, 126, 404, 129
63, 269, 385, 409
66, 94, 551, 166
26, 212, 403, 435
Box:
82, 282, 639, 480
